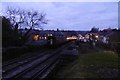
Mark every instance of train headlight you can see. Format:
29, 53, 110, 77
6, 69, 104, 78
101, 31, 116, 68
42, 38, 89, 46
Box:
66, 37, 70, 40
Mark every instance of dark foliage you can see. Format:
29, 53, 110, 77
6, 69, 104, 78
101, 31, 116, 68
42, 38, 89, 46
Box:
90, 27, 99, 33
110, 31, 120, 55
2, 16, 25, 47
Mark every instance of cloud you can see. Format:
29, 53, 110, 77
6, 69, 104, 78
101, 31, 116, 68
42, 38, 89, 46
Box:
1, 0, 120, 2
1, 2, 118, 30
0, 3, 2, 16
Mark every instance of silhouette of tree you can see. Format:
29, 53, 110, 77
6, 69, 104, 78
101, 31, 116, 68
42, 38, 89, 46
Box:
90, 27, 99, 33
2, 16, 22, 47
24, 10, 48, 38
6, 7, 48, 30
6, 7, 26, 29
5, 7, 48, 44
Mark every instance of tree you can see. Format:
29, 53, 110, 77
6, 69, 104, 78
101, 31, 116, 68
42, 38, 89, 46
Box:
23, 10, 48, 38
25, 11, 48, 29
2, 16, 22, 47
6, 7, 26, 29
5, 7, 48, 44
6, 7, 48, 30
90, 27, 99, 33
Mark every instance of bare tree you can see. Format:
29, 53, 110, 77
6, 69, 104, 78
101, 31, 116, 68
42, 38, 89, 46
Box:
5, 7, 48, 44
5, 7, 48, 30
25, 10, 48, 30
6, 7, 26, 29
23, 10, 48, 39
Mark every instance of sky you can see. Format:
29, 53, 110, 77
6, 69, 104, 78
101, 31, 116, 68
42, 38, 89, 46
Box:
1, 0, 119, 31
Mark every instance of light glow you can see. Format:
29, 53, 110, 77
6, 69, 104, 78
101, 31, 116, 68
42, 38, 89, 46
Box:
66, 36, 77, 40
33, 34, 39, 41
95, 35, 99, 38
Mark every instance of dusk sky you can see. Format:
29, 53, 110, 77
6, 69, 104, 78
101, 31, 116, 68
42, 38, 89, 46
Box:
1, 0, 119, 31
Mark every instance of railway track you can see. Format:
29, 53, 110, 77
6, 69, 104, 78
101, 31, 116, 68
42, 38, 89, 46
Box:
2, 48, 47, 66
2, 50, 50, 75
2, 41, 72, 79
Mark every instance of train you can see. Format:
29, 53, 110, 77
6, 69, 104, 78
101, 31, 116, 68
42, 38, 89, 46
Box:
47, 32, 67, 46
25, 31, 69, 48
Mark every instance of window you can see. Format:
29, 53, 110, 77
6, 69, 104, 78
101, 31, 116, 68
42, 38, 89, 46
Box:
33, 35, 39, 41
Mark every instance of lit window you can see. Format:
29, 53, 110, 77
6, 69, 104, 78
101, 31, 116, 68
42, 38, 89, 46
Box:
44, 37, 47, 40
48, 34, 53, 36
33, 35, 39, 41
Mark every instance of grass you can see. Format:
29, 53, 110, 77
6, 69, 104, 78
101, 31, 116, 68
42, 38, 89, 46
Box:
78, 51, 118, 68
55, 43, 119, 78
